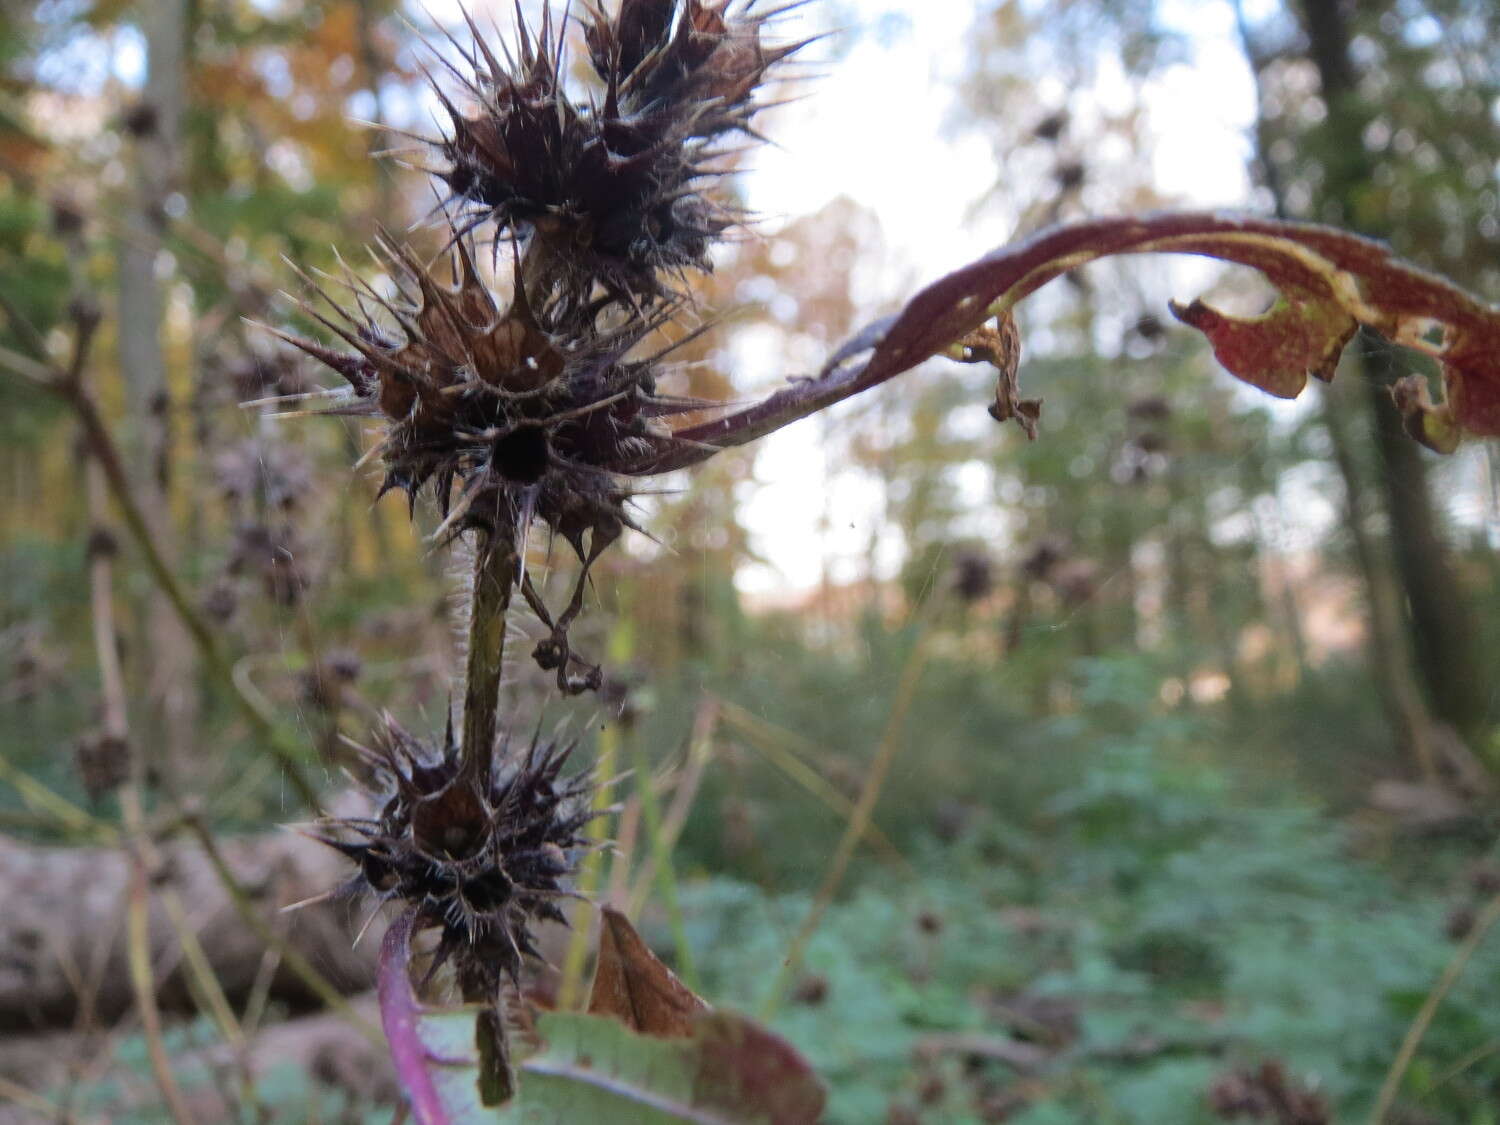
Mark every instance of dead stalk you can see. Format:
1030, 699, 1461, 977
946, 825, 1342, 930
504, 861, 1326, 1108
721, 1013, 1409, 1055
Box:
71, 299, 197, 1125
761, 619, 935, 1019
0, 334, 320, 808
1374, 891, 1500, 1123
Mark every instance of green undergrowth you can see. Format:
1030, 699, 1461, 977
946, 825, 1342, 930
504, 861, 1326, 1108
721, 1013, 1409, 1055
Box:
32, 661, 1500, 1122
668, 745, 1500, 1123
11, 605, 1499, 1121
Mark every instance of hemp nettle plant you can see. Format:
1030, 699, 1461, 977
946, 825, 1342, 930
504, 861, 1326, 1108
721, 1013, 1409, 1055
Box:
255, 1, 1500, 1119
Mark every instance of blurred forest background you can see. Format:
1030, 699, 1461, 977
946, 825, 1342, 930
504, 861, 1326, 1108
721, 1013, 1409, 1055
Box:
2, 0, 1500, 1122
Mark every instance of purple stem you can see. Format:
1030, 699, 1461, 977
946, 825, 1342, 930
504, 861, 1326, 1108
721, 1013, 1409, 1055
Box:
378, 908, 452, 1125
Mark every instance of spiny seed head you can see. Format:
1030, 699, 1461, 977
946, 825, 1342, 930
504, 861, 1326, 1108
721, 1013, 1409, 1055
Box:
271, 224, 723, 690
271, 0, 811, 689
272, 227, 705, 553
75, 730, 129, 803
316, 716, 599, 993
424, 1, 807, 306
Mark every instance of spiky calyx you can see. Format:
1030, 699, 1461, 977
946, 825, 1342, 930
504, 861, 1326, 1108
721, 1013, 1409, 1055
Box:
272, 230, 710, 689
424, 1, 805, 306
272, 2, 807, 689
319, 716, 599, 996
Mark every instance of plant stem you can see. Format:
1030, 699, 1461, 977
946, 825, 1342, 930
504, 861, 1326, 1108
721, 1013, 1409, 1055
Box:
1373, 891, 1500, 1123
0, 753, 116, 843
72, 378, 321, 807
454, 537, 523, 1108
461, 532, 517, 784
0, 343, 322, 808
714, 699, 910, 873
628, 699, 724, 915
558, 721, 619, 1011
124, 793, 198, 1125
185, 815, 382, 1044
78, 300, 196, 1123
760, 619, 934, 1020
630, 731, 700, 993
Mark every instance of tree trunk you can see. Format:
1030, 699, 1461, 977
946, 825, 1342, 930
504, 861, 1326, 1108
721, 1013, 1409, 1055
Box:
117, 0, 198, 777
1321, 378, 1440, 776
1361, 340, 1487, 736
1294, 0, 1489, 741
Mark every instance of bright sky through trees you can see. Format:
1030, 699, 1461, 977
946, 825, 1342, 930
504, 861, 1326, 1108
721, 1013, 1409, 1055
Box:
60, 0, 1341, 592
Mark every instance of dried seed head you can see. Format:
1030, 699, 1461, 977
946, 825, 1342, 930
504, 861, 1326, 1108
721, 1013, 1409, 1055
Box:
315, 716, 599, 993
272, 1, 813, 686
300, 649, 362, 713
1445, 903, 1478, 942
1206, 1060, 1330, 1124
1032, 110, 1067, 142
273, 229, 714, 689
1054, 160, 1086, 192
227, 521, 310, 607
278, 233, 660, 534
85, 527, 119, 561
423, 1, 807, 306
952, 551, 993, 604
790, 974, 829, 1006
214, 439, 311, 510
1469, 863, 1500, 895
75, 730, 129, 803
50, 195, 85, 237
201, 580, 238, 624
1019, 536, 1069, 581
1126, 393, 1172, 421
224, 350, 318, 404
120, 102, 158, 138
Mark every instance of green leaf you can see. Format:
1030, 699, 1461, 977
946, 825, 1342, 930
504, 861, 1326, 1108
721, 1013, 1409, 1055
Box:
496, 1011, 827, 1125
382, 909, 822, 1123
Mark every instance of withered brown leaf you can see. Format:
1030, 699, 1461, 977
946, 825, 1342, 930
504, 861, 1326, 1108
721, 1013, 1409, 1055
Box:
587, 906, 709, 1038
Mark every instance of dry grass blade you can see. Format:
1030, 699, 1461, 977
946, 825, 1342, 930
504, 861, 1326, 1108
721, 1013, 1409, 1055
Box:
0, 1074, 65, 1118
760, 621, 934, 1020
1373, 891, 1500, 1123
160, 888, 246, 1053
0, 753, 116, 843
186, 817, 383, 1045
628, 725, 700, 993
557, 721, 620, 1011
715, 699, 911, 873
125, 819, 198, 1125
627, 698, 720, 915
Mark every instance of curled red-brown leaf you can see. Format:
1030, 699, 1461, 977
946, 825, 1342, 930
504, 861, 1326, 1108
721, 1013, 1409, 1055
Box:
630, 211, 1500, 470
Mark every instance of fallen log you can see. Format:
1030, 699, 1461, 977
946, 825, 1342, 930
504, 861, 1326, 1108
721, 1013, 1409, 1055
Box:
0, 822, 376, 1034
0, 997, 392, 1122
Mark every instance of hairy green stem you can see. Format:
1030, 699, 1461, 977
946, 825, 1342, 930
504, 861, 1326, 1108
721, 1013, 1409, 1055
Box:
458, 964, 517, 1106
461, 531, 517, 784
